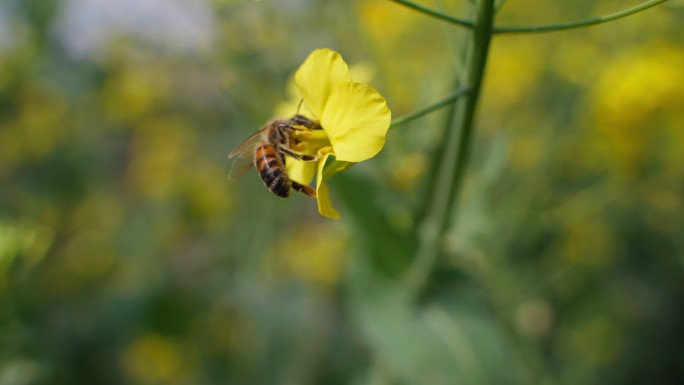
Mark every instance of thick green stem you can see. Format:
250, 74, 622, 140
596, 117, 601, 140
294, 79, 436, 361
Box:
405, 0, 495, 295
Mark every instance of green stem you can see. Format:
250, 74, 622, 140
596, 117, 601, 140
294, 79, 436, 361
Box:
494, 0, 668, 34
406, 0, 495, 295
414, 41, 471, 226
389, 0, 475, 30
494, 0, 507, 13
322, 160, 353, 180
390, 87, 471, 128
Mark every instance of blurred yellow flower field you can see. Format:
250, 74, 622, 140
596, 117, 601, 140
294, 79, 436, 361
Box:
0, 1, 682, 384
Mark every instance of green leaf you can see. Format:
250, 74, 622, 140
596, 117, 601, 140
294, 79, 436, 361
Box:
331, 172, 413, 277
346, 259, 526, 385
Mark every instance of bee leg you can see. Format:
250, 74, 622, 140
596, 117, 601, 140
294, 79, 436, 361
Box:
276, 145, 320, 162
289, 125, 312, 134
290, 115, 322, 130
291, 181, 316, 198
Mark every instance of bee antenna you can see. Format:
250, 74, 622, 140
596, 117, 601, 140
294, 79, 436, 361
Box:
296, 98, 304, 114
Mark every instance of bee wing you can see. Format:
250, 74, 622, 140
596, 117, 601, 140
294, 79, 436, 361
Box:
228, 128, 267, 159
227, 127, 267, 180
228, 155, 254, 180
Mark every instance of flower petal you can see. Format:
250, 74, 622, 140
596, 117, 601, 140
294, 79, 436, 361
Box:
316, 152, 340, 219
294, 48, 352, 120
320, 81, 391, 162
286, 157, 316, 185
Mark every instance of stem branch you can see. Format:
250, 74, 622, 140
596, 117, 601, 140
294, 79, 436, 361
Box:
389, 0, 475, 30
494, 0, 668, 34
391, 87, 471, 128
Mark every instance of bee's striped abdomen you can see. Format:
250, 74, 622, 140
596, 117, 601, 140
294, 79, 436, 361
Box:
254, 144, 290, 197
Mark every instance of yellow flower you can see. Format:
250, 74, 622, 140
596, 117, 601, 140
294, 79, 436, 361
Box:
286, 49, 391, 218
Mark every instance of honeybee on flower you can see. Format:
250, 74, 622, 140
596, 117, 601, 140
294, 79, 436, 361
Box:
228, 48, 391, 218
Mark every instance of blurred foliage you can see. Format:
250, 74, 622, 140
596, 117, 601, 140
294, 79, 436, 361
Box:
1, 0, 683, 384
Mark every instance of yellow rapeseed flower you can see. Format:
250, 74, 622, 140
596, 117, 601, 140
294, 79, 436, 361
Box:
286, 49, 391, 218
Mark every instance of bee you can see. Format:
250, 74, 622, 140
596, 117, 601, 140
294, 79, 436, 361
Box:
228, 115, 321, 198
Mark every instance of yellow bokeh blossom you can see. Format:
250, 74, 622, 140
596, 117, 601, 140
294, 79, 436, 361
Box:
285, 48, 391, 218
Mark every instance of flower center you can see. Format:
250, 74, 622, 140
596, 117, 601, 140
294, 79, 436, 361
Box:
292, 123, 332, 155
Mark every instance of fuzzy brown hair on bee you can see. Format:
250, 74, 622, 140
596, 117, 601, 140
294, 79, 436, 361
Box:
228, 115, 321, 198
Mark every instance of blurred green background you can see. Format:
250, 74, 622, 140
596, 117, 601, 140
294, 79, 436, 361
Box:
1, 0, 683, 384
